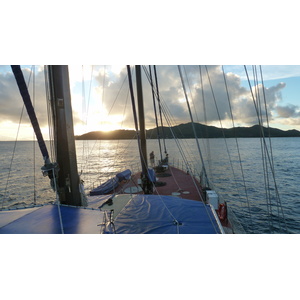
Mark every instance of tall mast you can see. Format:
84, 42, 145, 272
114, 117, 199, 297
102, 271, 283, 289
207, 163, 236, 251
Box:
135, 65, 148, 175
47, 65, 82, 206
135, 65, 153, 194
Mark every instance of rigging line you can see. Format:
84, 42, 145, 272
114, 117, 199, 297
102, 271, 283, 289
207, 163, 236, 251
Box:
52, 167, 64, 234
44, 66, 55, 162
149, 65, 163, 162
258, 66, 276, 218
179, 65, 209, 186
3, 66, 34, 209
32, 65, 36, 205
259, 65, 287, 232
86, 68, 130, 187
150, 85, 219, 232
205, 65, 254, 231
244, 65, 288, 232
81, 65, 87, 173
11, 66, 50, 163
107, 70, 128, 116
134, 66, 185, 227
158, 95, 204, 185
199, 66, 211, 186
154, 66, 167, 154
221, 65, 253, 232
178, 66, 220, 232
143, 67, 199, 166
183, 66, 200, 123
142, 67, 209, 201
204, 66, 244, 184
85, 65, 94, 125
127, 65, 139, 132
252, 65, 273, 231
142, 67, 221, 233
2, 106, 25, 210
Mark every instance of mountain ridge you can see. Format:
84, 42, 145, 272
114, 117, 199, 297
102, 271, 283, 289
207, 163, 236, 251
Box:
75, 122, 300, 140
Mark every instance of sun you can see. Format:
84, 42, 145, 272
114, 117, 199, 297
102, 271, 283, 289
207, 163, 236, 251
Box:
98, 123, 119, 132
74, 113, 126, 135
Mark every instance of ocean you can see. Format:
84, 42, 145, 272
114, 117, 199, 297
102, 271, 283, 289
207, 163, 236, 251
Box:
1, 137, 299, 234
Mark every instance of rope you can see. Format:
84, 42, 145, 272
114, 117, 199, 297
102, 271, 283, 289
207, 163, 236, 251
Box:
154, 66, 167, 154
148, 66, 163, 162
221, 65, 253, 232
198, 66, 211, 187
178, 66, 210, 186
32, 66, 37, 205
52, 167, 64, 234
244, 65, 288, 233
3, 67, 34, 209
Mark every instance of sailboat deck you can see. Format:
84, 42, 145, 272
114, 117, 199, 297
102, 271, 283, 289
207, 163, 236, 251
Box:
116, 166, 204, 202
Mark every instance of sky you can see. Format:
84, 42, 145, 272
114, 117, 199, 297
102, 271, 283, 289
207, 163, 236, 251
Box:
0, 65, 300, 141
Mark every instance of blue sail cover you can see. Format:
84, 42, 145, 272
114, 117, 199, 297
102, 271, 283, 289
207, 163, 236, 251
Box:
0, 195, 222, 234
116, 169, 131, 181
113, 195, 221, 234
90, 176, 119, 195
0, 205, 103, 234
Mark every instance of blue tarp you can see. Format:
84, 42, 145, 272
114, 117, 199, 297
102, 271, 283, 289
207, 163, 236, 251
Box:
113, 195, 221, 234
0, 195, 222, 234
0, 205, 103, 234
116, 169, 131, 182
90, 176, 119, 195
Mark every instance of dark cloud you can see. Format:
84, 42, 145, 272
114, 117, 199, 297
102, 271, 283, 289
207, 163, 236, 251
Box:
0, 66, 48, 127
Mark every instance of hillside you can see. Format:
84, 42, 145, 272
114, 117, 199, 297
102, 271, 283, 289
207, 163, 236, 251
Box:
75, 123, 300, 140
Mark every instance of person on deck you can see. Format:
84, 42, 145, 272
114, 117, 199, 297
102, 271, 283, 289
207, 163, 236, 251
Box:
150, 151, 155, 168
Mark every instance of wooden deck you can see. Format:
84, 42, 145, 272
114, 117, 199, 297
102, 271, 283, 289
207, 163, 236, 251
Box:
115, 166, 205, 202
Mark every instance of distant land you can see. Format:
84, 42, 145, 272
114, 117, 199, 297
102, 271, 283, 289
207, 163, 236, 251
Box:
75, 122, 300, 140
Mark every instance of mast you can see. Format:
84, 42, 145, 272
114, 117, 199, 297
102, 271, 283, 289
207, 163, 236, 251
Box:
135, 65, 148, 175
135, 65, 153, 194
47, 65, 82, 206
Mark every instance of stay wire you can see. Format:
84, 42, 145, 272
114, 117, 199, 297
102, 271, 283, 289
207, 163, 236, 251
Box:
244, 65, 288, 233
32, 66, 36, 205
145, 68, 208, 191
3, 66, 33, 209
178, 65, 220, 233
154, 66, 167, 154
128, 66, 182, 231
221, 65, 253, 232
205, 65, 252, 232
259, 65, 287, 232
142, 66, 167, 154
195, 66, 212, 187
148, 71, 220, 233
149, 66, 163, 162
252, 65, 273, 232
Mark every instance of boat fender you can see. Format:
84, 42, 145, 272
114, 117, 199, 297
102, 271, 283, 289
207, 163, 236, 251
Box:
218, 203, 227, 221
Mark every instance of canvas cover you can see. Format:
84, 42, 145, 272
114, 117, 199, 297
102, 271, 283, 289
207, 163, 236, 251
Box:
112, 195, 222, 234
0, 195, 222, 234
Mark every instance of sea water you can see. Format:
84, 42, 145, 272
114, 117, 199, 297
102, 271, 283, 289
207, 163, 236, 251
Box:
1, 138, 299, 234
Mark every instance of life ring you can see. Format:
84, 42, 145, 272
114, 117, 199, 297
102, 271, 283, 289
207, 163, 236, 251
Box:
218, 203, 227, 221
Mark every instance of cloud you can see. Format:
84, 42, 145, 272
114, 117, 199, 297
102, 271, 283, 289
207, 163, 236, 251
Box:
0, 66, 48, 127
89, 65, 293, 130
0, 65, 296, 139
276, 104, 300, 118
